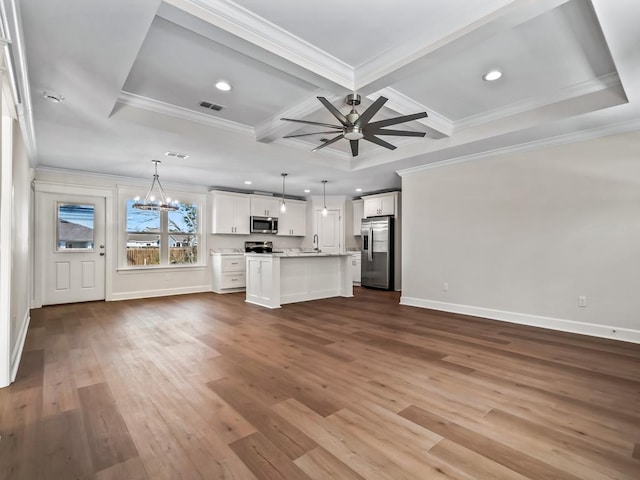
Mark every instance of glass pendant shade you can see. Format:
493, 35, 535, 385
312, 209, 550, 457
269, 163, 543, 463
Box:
280, 173, 287, 213
321, 180, 328, 216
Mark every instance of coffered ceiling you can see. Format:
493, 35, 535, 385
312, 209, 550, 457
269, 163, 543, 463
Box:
6, 0, 640, 196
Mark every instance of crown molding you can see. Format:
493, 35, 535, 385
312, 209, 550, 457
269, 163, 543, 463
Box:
397, 116, 640, 177
253, 90, 341, 143
164, 0, 354, 89
1, 0, 38, 165
367, 87, 453, 137
455, 72, 623, 130
117, 91, 254, 136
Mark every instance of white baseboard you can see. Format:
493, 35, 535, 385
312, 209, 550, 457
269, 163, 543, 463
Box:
10, 310, 31, 382
400, 296, 640, 344
110, 285, 211, 302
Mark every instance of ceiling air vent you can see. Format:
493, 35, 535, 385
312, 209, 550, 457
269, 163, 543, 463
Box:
165, 151, 189, 160
200, 101, 223, 111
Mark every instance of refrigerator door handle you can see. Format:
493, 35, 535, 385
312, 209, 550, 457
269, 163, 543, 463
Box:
368, 225, 373, 262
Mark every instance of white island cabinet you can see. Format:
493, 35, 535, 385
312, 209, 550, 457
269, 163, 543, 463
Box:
245, 253, 353, 309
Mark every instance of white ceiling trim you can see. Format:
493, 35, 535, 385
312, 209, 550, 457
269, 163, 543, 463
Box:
253, 90, 340, 143
164, 0, 354, 89
117, 91, 254, 136
455, 72, 623, 130
275, 136, 351, 164
354, 0, 572, 93
397, 115, 640, 177
367, 87, 453, 138
1, 0, 37, 164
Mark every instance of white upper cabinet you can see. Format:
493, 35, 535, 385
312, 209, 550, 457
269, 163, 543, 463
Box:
211, 191, 250, 234
277, 200, 306, 236
363, 192, 396, 217
250, 195, 281, 218
352, 199, 364, 235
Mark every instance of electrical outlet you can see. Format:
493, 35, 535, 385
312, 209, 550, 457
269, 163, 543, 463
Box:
443, 282, 449, 291
578, 296, 587, 307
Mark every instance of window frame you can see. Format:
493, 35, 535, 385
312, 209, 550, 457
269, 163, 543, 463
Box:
118, 186, 205, 270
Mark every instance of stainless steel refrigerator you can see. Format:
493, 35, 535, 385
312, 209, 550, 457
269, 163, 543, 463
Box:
361, 216, 394, 290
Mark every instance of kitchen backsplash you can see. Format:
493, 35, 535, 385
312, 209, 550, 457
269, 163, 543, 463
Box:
208, 233, 310, 251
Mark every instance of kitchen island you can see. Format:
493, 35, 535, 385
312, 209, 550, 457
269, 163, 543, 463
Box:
245, 252, 353, 308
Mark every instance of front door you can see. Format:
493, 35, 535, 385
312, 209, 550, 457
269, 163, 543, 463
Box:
41, 193, 106, 305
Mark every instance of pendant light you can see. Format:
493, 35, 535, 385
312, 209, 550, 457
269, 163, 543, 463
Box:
133, 160, 178, 211
280, 173, 287, 213
321, 180, 328, 216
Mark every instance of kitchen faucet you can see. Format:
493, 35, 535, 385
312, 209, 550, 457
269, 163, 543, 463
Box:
312, 234, 318, 251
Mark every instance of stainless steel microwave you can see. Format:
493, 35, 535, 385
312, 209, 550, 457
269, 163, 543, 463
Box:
250, 216, 278, 234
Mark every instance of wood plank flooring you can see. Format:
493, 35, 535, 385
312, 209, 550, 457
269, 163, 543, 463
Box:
1, 288, 639, 479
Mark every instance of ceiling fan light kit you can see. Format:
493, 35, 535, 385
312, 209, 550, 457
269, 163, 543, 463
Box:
281, 93, 428, 157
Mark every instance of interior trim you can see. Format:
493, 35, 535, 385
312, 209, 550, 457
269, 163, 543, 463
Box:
400, 296, 640, 344
110, 285, 211, 302
9, 311, 29, 383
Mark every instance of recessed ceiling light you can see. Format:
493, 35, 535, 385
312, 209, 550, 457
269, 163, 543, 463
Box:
215, 81, 231, 91
355, 188, 362, 192
244, 180, 252, 185
304, 189, 310, 193
482, 69, 503, 81
43, 91, 64, 103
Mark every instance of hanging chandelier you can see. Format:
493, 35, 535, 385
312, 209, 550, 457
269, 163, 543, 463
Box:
133, 160, 179, 211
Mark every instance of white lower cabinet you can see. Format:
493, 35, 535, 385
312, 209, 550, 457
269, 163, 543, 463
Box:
351, 252, 361, 284
211, 254, 246, 293
246, 255, 275, 306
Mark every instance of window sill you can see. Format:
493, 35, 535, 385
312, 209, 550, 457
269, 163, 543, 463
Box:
117, 264, 207, 274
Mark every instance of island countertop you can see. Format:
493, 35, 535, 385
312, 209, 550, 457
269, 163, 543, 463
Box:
245, 252, 353, 308
245, 252, 350, 258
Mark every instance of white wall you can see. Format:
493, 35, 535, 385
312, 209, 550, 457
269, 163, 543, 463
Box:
35, 169, 212, 302
400, 130, 640, 343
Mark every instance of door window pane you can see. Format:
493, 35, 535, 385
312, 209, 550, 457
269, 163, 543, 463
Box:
126, 234, 160, 266
168, 203, 198, 233
169, 235, 197, 264
126, 200, 160, 232
57, 203, 94, 250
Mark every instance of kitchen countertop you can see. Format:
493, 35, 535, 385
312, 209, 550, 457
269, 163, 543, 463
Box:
245, 252, 349, 257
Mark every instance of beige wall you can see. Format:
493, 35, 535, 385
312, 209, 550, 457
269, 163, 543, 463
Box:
400, 130, 640, 342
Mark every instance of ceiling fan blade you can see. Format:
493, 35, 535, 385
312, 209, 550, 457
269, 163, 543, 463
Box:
350, 140, 359, 157
366, 111, 428, 129
356, 96, 388, 126
317, 97, 352, 127
284, 131, 345, 139
366, 128, 426, 137
281, 118, 343, 130
363, 134, 397, 151
312, 133, 344, 152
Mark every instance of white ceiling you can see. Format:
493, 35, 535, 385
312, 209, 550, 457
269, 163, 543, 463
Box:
7, 0, 640, 196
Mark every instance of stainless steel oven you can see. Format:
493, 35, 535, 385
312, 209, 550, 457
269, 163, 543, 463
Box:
250, 216, 278, 234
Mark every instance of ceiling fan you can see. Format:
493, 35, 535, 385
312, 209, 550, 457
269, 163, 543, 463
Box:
281, 94, 428, 157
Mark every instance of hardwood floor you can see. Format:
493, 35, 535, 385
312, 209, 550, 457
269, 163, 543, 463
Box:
1, 288, 639, 479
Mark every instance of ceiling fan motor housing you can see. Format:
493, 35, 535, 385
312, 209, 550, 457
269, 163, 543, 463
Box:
346, 93, 361, 106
